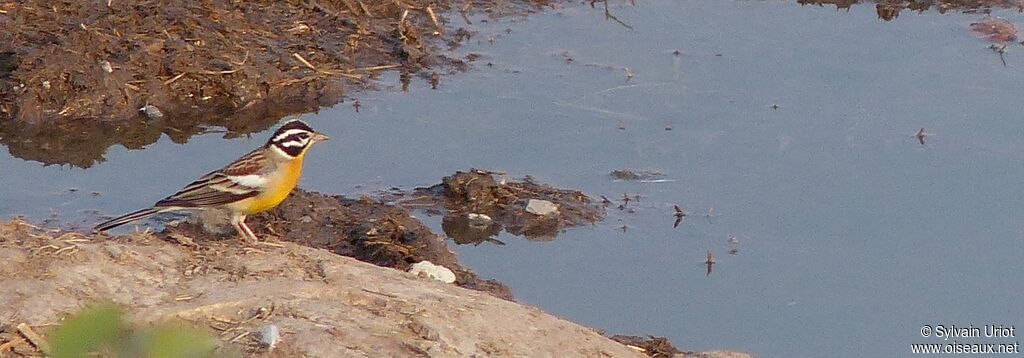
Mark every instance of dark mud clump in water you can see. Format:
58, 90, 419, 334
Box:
799, 0, 1024, 20
609, 335, 682, 357
164, 188, 514, 301
390, 170, 605, 243
609, 169, 666, 181
0, 0, 549, 168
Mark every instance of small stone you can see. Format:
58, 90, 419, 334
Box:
139, 104, 164, 119
259, 324, 280, 350
466, 213, 492, 226
100, 60, 113, 73
525, 199, 558, 216
408, 261, 456, 284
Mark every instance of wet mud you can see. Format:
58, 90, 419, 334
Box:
387, 170, 606, 244
0, 0, 548, 167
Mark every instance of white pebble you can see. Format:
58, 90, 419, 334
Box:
408, 261, 456, 284
525, 199, 558, 216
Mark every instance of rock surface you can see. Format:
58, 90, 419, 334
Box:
0, 219, 646, 357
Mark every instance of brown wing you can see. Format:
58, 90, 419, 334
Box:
154, 148, 267, 208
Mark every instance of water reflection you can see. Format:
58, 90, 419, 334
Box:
0, 100, 314, 168
441, 213, 506, 245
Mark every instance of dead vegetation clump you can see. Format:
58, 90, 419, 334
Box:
393, 170, 606, 242
0, 0, 549, 167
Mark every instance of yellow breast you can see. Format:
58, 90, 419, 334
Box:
240, 156, 305, 214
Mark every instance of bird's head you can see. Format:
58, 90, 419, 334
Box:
267, 119, 329, 158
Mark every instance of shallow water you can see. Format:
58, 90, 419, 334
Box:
4, 1, 1024, 356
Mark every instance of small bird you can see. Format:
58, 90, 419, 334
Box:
94, 119, 329, 242
673, 205, 686, 228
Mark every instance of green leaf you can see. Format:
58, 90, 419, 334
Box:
50, 302, 126, 358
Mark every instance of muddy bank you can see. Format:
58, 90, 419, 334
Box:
0, 0, 546, 167
152, 187, 514, 301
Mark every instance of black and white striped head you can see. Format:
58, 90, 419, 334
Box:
267, 119, 329, 158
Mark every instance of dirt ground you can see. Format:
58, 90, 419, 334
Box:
0, 0, 548, 167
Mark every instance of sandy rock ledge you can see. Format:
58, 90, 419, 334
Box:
0, 220, 644, 357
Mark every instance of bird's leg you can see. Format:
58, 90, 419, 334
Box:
231, 215, 258, 242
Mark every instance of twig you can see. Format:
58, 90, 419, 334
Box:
229, 50, 249, 67
358, 1, 372, 17
163, 72, 186, 85
352, 64, 401, 71
292, 53, 317, 71
362, 288, 398, 298
0, 336, 26, 351
591, 0, 634, 30
425, 5, 443, 34
16, 323, 50, 354
460, 1, 473, 24
195, 69, 239, 75
317, 69, 363, 80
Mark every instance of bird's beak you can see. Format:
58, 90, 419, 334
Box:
312, 132, 330, 142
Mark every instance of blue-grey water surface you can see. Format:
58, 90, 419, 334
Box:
3, 1, 1024, 356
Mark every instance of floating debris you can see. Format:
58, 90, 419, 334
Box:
408, 261, 456, 284
390, 170, 604, 243
969, 17, 1018, 43
609, 169, 665, 181
705, 250, 715, 277
989, 43, 1008, 67
727, 236, 740, 255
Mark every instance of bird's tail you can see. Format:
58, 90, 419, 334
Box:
94, 207, 168, 233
